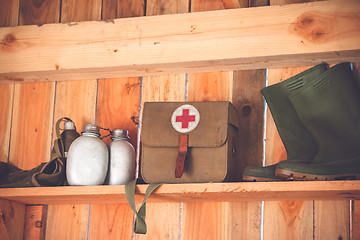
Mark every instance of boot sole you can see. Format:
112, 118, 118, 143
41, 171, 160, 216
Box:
242, 174, 282, 182
275, 168, 360, 181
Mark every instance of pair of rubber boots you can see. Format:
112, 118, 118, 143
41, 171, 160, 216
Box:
243, 62, 360, 181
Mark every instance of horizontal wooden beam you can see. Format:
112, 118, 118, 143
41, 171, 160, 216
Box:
0, 0, 360, 83
0, 181, 359, 204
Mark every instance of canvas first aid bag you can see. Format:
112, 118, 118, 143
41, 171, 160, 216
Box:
125, 101, 241, 234
140, 101, 241, 183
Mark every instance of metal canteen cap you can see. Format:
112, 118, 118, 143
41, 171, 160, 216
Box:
111, 129, 130, 140
82, 124, 100, 136
64, 121, 76, 130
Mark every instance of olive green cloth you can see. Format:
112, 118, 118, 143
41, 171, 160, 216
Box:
0, 117, 78, 188
125, 179, 162, 234
0, 158, 64, 188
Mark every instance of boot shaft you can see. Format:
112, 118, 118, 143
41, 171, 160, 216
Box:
289, 62, 360, 163
261, 64, 326, 160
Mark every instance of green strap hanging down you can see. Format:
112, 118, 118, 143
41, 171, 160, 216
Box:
125, 179, 162, 234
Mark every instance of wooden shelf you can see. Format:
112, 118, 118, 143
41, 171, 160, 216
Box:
1, 0, 360, 83
0, 180, 359, 205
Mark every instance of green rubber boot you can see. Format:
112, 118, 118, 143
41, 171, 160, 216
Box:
243, 64, 326, 181
276, 63, 360, 180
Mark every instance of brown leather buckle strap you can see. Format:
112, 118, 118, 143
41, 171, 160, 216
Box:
175, 134, 188, 178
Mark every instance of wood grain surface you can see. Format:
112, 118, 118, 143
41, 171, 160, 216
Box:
0, 2, 24, 239
102, 0, 144, 19
0, 0, 17, 163
182, 0, 265, 239
2, 1, 360, 83
0, 199, 25, 240
0, 181, 359, 205
264, 65, 314, 240
45, 0, 101, 239
0, 1, 357, 239
0, 83, 13, 162
88, 1, 144, 238
45, 204, 90, 239
19, 0, 60, 25
184, 1, 232, 239
0, 0, 19, 27
10, 82, 55, 169
135, 0, 189, 239
232, 69, 266, 177
353, 199, 360, 240
265, 1, 350, 239
60, 0, 101, 23
10, 0, 57, 170
23, 205, 46, 240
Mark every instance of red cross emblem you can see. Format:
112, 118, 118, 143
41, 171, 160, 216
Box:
171, 104, 200, 133
176, 109, 196, 128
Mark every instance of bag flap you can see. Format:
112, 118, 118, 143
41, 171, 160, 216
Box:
141, 101, 239, 148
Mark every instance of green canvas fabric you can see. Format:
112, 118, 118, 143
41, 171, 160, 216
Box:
0, 117, 76, 188
276, 62, 360, 179
243, 63, 326, 181
125, 179, 162, 234
0, 158, 64, 188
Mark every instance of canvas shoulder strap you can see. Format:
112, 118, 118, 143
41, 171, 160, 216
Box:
125, 180, 162, 234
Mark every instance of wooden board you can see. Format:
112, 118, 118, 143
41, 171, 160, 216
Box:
0, 2, 24, 240
96, 77, 140, 146
23, 205, 46, 239
190, 0, 248, 10
183, 2, 230, 240
146, 0, 189, 16
182, 1, 265, 239
232, 69, 266, 177
10, 82, 55, 169
0, 84, 13, 162
0, 0, 18, 163
138, 73, 186, 239
187, 72, 232, 101
314, 200, 350, 239
135, 1, 189, 239
88, 1, 144, 238
60, 0, 101, 23
231, 64, 266, 239
0, 199, 25, 240
1, 0, 360, 83
89, 203, 134, 239
264, 65, 314, 239
45, 204, 90, 239
0, 0, 19, 27
10, 0, 57, 169
45, 0, 101, 239
102, 0, 144, 19
353, 199, 360, 240
264, 1, 350, 238
1, 181, 359, 204
19, 0, 60, 25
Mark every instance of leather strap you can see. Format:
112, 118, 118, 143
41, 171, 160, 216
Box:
125, 179, 161, 234
175, 134, 188, 178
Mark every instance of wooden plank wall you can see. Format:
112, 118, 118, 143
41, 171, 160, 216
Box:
265, 1, 352, 240
45, 0, 99, 238
136, 0, 188, 239
0, 0, 358, 239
